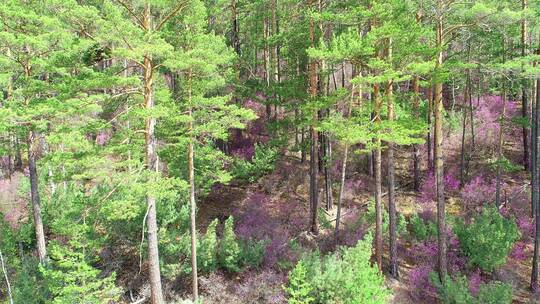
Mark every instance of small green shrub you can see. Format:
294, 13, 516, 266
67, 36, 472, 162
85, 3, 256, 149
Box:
430, 274, 474, 304
198, 219, 219, 273
240, 239, 267, 269
430, 274, 512, 304
284, 260, 315, 304
233, 144, 279, 182
285, 234, 390, 304
409, 214, 437, 241
454, 206, 520, 272
41, 241, 121, 303
476, 281, 513, 304
218, 216, 241, 272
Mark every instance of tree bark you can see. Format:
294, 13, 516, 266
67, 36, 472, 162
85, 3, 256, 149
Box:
373, 83, 383, 272
522, 0, 530, 172
308, 1, 319, 235
434, 15, 447, 281
495, 37, 507, 207
143, 5, 164, 303
531, 55, 540, 291
187, 70, 198, 301
427, 86, 434, 171
28, 131, 47, 264
412, 75, 421, 191
386, 39, 398, 278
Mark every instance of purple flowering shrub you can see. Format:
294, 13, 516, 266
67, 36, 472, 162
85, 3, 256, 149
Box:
509, 241, 528, 262
234, 192, 305, 268
460, 175, 497, 212
468, 268, 483, 296
418, 169, 460, 204
473, 96, 520, 153
409, 265, 437, 302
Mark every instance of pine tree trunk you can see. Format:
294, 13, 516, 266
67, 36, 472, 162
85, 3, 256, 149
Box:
187, 70, 198, 301
435, 17, 447, 281
143, 6, 164, 302
386, 39, 398, 277
308, 2, 319, 234
412, 76, 421, 191
531, 62, 540, 291
264, 17, 271, 120
324, 127, 333, 210
495, 37, 507, 207
522, 0, 530, 172
335, 144, 348, 241
427, 86, 434, 171
374, 83, 383, 272
28, 131, 47, 264
460, 72, 469, 187
231, 0, 240, 56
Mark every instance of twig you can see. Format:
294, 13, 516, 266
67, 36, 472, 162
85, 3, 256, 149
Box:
0, 250, 14, 304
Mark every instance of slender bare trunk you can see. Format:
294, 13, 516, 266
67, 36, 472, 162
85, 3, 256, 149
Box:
386, 39, 398, 278
427, 86, 434, 171
522, 0, 530, 172
186, 70, 198, 301
435, 16, 447, 281
531, 54, 540, 291
374, 83, 383, 272
495, 37, 507, 206
0, 250, 13, 304
28, 131, 47, 264
308, 3, 319, 234
412, 76, 421, 191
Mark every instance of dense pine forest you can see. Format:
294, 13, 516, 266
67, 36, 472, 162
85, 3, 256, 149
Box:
2, 0, 540, 303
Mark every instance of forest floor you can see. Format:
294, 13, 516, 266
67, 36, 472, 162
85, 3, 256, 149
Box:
194, 146, 540, 303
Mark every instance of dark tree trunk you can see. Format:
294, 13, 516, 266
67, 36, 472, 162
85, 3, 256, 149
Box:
427, 86, 434, 171
460, 73, 469, 187
531, 60, 540, 291
412, 76, 421, 191
373, 83, 383, 272
308, 2, 319, 234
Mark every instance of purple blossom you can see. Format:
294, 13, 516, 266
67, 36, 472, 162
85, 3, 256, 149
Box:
509, 241, 528, 262
419, 170, 460, 204
409, 265, 437, 302
460, 175, 497, 211
468, 268, 483, 296
96, 130, 111, 145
